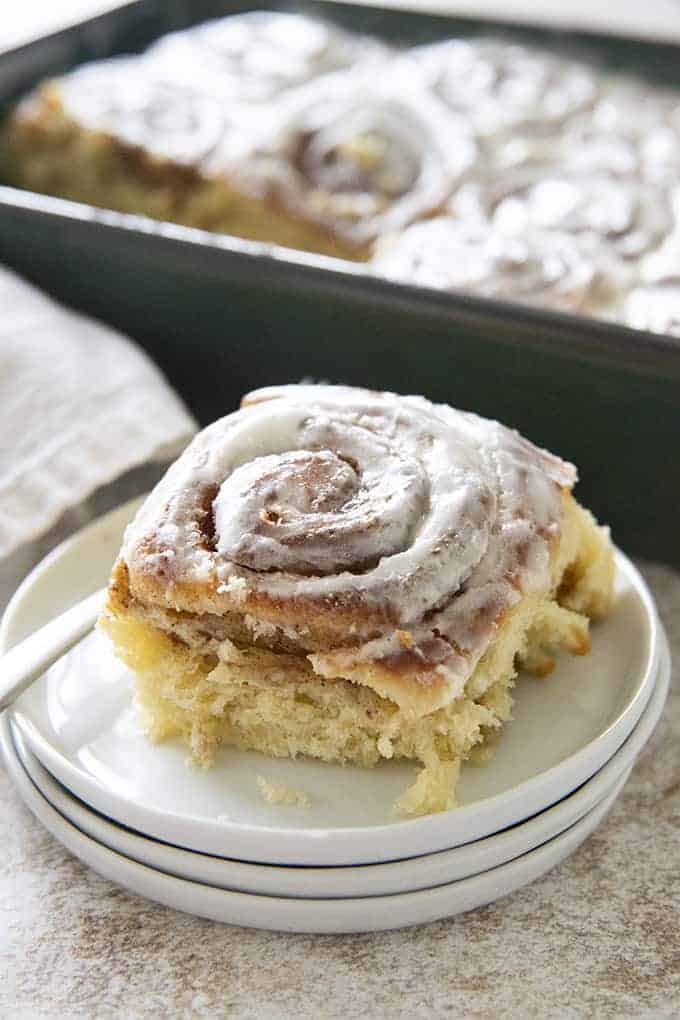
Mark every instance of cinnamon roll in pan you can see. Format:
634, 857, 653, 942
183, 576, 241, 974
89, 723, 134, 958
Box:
400, 39, 598, 138
2, 62, 355, 260
101, 385, 614, 816
224, 72, 476, 252
372, 218, 597, 311
453, 170, 671, 262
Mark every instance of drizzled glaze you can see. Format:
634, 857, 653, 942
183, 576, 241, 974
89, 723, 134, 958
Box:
123, 386, 575, 705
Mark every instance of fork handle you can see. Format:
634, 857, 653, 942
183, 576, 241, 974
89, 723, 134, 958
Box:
0, 587, 106, 713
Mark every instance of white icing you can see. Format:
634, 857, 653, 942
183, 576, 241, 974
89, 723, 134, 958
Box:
454, 171, 671, 262
145, 12, 385, 104
56, 57, 254, 166
373, 217, 595, 310
123, 385, 575, 678
402, 39, 597, 138
623, 281, 680, 337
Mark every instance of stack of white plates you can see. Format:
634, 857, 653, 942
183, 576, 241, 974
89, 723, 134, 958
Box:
1, 500, 670, 934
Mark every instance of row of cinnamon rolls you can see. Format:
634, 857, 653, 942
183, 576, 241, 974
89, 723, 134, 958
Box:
15, 10, 680, 333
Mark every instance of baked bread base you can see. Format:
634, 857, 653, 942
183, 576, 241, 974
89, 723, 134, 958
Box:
101, 497, 613, 816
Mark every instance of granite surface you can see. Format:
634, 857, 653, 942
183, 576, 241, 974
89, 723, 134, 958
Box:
1, 555, 678, 1019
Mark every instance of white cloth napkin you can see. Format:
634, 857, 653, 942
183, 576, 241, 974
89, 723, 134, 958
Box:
0, 265, 197, 560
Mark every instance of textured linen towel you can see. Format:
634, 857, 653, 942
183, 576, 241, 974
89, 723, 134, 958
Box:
0, 264, 196, 560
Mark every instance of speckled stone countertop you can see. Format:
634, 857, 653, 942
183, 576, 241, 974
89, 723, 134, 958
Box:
1, 523, 678, 1018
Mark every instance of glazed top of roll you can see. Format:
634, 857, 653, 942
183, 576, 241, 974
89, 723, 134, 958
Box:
403, 39, 598, 138
145, 11, 388, 104
453, 169, 671, 262
227, 72, 477, 246
48, 57, 254, 167
121, 385, 576, 713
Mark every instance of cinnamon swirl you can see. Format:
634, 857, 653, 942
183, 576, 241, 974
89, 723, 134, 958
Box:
224, 72, 477, 255
101, 385, 614, 816
404, 39, 598, 139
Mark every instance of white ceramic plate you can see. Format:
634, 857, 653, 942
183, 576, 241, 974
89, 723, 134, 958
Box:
11, 638, 670, 899
0, 714, 627, 934
4, 498, 661, 866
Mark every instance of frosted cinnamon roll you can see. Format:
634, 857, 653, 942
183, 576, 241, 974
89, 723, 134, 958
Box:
222, 73, 477, 255
372, 217, 597, 311
101, 384, 614, 816
1, 56, 270, 234
454, 170, 672, 262
146, 11, 389, 104
36, 58, 242, 166
405, 39, 597, 139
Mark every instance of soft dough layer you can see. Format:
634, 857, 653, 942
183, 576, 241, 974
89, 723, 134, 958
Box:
102, 478, 613, 816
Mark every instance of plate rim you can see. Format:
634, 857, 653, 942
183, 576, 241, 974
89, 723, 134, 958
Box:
11, 724, 634, 898
0, 711, 626, 934
2, 496, 662, 866
10, 634, 669, 898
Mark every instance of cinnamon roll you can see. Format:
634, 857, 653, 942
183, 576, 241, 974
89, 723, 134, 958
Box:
372, 217, 597, 311
101, 385, 614, 816
145, 11, 388, 104
454, 170, 672, 263
223, 73, 477, 254
2, 56, 267, 236
405, 39, 597, 139
38, 58, 237, 166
